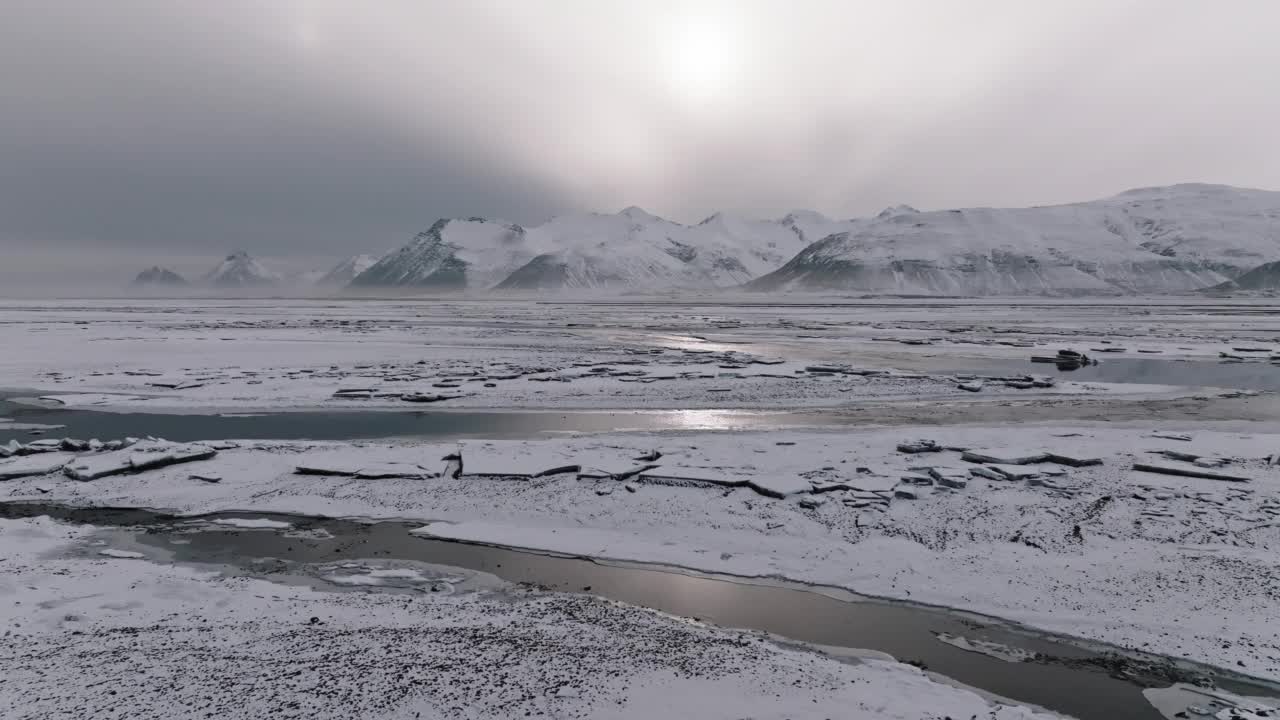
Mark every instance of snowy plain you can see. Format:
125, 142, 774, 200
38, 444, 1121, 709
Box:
3, 295, 1280, 719
0, 515, 1058, 720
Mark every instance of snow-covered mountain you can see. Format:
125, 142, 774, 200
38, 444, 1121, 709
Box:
131, 266, 188, 287
1209, 260, 1280, 292
346, 184, 1280, 295
203, 251, 281, 288
352, 209, 823, 291
749, 184, 1280, 295
316, 254, 379, 286
350, 219, 536, 290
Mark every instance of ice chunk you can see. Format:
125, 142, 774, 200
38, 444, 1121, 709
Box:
1043, 451, 1104, 467
0, 453, 74, 479
896, 439, 942, 454
969, 465, 1006, 481
129, 444, 217, 472
64, 452, 136, 481
354, 464, 436, 479
962, 449, 1049, 465
211, 518, 293, 529
98, 549, 145, 559
295, 461, 363, 476
1132, 462, 1252, 483
639, 466, 747, 488
987, 465, 1042, 481
747, 475, 812, 499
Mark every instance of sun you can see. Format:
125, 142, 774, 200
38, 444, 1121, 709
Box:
665, 13, 742, 103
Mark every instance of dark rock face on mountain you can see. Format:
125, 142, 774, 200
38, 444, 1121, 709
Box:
1209, 260, 1280, 291
131, 267, 188, 287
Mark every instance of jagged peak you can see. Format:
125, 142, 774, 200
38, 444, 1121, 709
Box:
876, 204, 920, 219
779, 209, 831, 225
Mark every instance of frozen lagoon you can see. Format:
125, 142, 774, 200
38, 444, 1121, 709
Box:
3, 295, 1280, 719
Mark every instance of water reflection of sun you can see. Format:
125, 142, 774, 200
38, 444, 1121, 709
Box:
671, 409, 739, 430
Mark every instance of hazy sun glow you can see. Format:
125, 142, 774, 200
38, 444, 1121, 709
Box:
666, 12, 742, 103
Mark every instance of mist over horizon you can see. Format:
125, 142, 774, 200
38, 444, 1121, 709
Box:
3, 1, 1280, 288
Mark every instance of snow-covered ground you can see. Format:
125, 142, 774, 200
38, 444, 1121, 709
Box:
4, 423, 1280, 685
1, 297, 1276, 413
0, 515, 1056, 719
3, 296, 1280, 718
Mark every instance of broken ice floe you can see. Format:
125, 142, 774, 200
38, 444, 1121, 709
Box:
0, 453, 75, 480
1143, 683, 1279, 720
295, 461, 436, 479
1132, 461, 1253, 483
932, 632, 1037, 663
97, 549, 146, 559
63, 441, 217, 481
210, 518, 294, 530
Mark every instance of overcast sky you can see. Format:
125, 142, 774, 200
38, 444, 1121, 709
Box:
3, 0, 1279, 280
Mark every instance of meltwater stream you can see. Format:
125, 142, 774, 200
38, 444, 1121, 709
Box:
4, 502, 1277, 720
0, 395, 846, 445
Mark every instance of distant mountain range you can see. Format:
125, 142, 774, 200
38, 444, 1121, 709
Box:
134, 184, 1280, 296
747, 184, 1280, 295
132, 266, 189, 287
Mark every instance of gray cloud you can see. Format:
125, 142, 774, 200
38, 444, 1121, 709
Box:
3, 0, 1279, 279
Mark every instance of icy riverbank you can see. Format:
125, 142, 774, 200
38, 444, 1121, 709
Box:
5, 422, 1278, 684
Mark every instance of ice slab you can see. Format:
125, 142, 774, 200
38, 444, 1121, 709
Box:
747, 474, 813, 499
0, 453, 74, 480
962, 449, 1049, 465
64, 452, 135, 481
1043, 451, 1104, 467
1132, 462, 1252, 483
211, 518, 293, 530
129, 444, 217, 472
354, 464, 436, 479
639, 466, 747, 488
987, 465, 1043, 481
97, 549, 145, 559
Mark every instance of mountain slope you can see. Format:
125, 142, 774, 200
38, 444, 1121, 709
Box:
131, 266, 188, 287
350, 219, 535, 290
316, 254, 378, 286
204, 251, 281, 288
749, 184, 1280, 295
355, 209, 825, 291
1208, 259, 1280, 291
